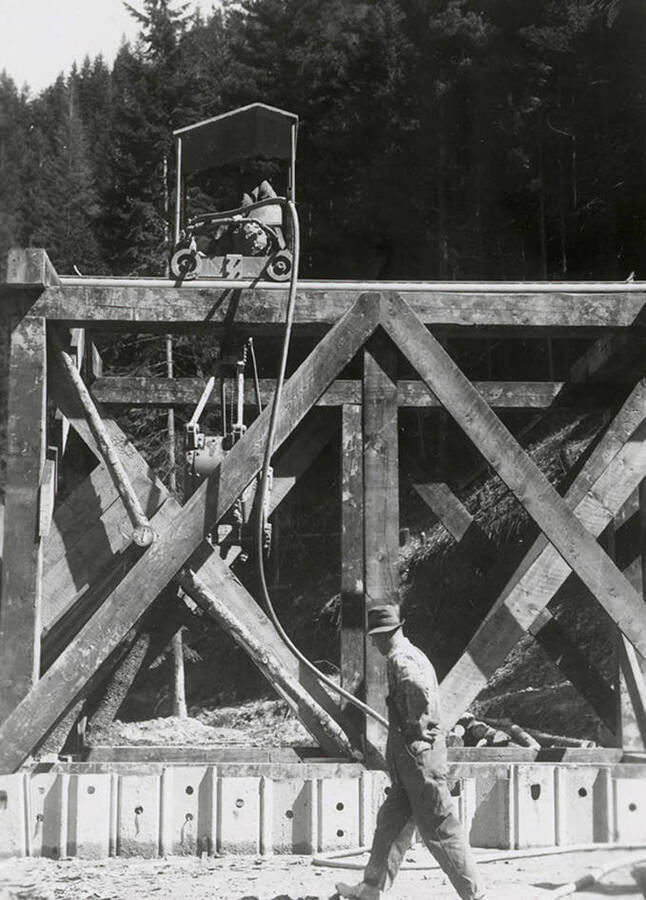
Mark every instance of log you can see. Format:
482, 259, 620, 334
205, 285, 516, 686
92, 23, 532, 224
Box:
178, 567, 355, 759
55, 342, 155, 547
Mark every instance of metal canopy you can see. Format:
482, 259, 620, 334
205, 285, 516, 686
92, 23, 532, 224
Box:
174, 103, 299, 175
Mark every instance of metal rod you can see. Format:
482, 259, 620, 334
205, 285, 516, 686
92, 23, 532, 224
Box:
58, 276, 646, 292
187, 375, 215, 429
165, 335, 177, 493
235, 360, 245, 433
174, 137, 182, 244
58, 347, 155, 547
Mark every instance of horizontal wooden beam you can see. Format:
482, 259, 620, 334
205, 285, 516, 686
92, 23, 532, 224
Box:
5, 280, 646, 330
6, 248, 60, 287
91, 376, 616, 410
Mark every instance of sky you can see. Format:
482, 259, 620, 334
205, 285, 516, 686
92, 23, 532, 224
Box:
0, 0, 212, 96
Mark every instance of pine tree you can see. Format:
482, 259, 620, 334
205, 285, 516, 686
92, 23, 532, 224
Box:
21, 73, 104, 274
0, 73, 30, 280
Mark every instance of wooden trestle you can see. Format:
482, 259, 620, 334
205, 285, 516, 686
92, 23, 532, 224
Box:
1, 247, 646, 772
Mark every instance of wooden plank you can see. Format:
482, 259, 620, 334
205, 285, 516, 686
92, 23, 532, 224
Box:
0, 293, 381, 771
6, 249, 60, 287
53, 340, 154, 545
410, 478, 472, 542
49, 361, 168, 504
615, 636, 646, 748
570, 332, 646, 384
42, 483, 169, 640
528, 608, 616, 732
269, 410, 338, 510
178, 559, 354, 758
340, 404, 364, 697
437, 381, 646, 725
38, 458, 57, 538
0, 316, 48, 721
92, 376, 615, 410
42, 373, 172, 638
21, 282, 646, 330
363, 333, 399, 750
382, 293, 646, 660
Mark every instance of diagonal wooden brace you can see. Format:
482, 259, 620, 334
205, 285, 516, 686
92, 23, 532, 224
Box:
382, 293, 646, 664
403, 459, 617, 730
178, 562, 355, 759
439, 389, 646, 724
53, 340, 155, 547
0, 294, 381, 771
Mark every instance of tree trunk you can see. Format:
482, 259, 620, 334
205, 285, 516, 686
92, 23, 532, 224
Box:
538, 132, 548, 279
171, 629, 188, 718
88, 629, 153, 735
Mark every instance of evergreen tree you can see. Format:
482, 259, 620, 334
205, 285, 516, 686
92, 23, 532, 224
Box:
21, 73, 104, 274
0, 73, 30, 280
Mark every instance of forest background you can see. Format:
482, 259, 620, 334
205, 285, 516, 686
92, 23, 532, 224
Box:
0, 0, 645, 725
1, 0, 645, 476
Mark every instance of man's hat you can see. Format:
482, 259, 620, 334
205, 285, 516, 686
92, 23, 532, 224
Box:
367, 605, 404, 634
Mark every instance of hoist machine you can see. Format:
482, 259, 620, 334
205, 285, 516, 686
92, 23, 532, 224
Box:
170, 103, 298, 282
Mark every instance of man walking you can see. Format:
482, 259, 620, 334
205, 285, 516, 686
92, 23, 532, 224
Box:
335, 605, 487, 900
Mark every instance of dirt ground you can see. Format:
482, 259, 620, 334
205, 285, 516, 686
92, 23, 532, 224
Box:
2, 847, 646, 900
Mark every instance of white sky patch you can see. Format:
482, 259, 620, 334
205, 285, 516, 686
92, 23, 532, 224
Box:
0, 0, 214, 96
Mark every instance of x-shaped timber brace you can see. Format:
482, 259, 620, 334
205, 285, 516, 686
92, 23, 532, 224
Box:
2, 248, 646, 771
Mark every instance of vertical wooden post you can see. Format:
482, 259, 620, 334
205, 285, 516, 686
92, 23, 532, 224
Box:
341, 404, 364, 696
166, 334, 187, 718
363, 332, 399, 751
0, 316, 47, 720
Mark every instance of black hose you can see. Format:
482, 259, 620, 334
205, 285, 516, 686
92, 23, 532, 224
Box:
253, 199, 388, 733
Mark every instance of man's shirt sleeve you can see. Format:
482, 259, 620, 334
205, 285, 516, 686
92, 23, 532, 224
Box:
390, 652, 440, 743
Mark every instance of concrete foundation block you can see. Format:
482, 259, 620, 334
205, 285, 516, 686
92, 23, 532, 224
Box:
555, 766, 612, 846
451, 777, 477, 834
116, 774, 161, 857
269, 778, 316, 854
0, 774, 27, 858
318, 777, 361, 852
160, 766, 212, 857
467, 766, 513, 849
359, 770, 390, 847
67, 774, 111, 859
29, 773, 67, 858
614, 774, 646, 842
514, 765, 556, 849
218, 777, 260, 855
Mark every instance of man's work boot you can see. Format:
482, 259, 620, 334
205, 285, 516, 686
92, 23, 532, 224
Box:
334, 882, 380, 899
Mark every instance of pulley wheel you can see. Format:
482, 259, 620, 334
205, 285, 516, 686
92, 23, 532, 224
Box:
171, 247, 201, 280
266, 250, 293, 282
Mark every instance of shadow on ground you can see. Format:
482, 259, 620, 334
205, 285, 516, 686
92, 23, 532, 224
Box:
240, 895, 321, 900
